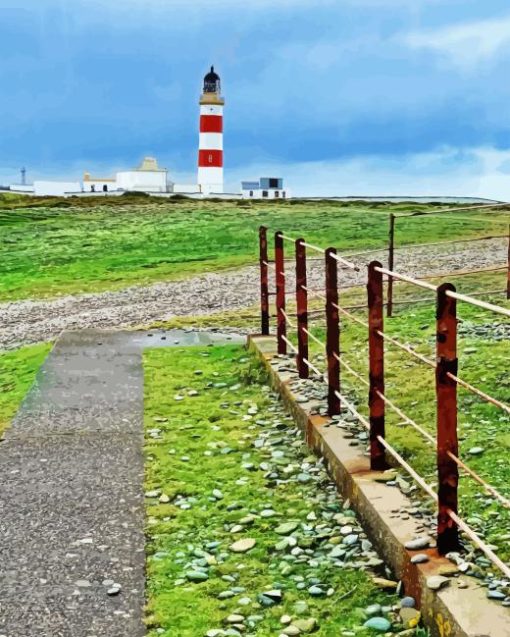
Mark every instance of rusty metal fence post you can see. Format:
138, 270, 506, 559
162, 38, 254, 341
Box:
295, 238, 309, 378
368, 261, 387, 470
436, 282, 460, 554
326, 248, 340, 416
275, 231, 287, 355
387, 213, 395, 318
259, 226, 270, 335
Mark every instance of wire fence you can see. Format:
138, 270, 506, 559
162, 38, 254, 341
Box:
258, 225, 510, 578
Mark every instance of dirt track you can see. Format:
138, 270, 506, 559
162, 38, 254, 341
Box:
0, 237, 507, 350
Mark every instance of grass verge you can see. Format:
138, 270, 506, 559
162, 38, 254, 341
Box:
143, 344, 425, 636
0, 343, 52, 436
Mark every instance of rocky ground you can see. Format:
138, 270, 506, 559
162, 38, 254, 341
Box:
1, 237, 507, 350
273, 352, 510, 608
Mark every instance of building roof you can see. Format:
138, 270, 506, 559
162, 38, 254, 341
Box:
137, 156, 166, 172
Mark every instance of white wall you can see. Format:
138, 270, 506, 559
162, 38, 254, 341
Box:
34, 181, 82, 196
116, 170, 167, 193
173, 183, 200, 194
198, 167, 223, 194
242, 188, 290, 200
83, 180, 118, 193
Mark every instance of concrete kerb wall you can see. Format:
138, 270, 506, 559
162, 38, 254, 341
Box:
248, 334, 510, 637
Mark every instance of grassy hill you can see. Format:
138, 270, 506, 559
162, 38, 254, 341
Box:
1, 196, 508, 302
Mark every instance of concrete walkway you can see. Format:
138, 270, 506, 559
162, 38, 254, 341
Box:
0, 329, 244, 637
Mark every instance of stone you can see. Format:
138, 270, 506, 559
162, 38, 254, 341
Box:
410, 553, 429, 564
282, 627, 300, 636
487, 590, 506, 600
280, 615, 292, 625
426, 575, 450, 591
275, 522, 299, 535
186, 571, 209, 582
363, 617, 391, 632
107, 583, 122, 596
372, 577, 398, 590
404, 537, 430, 550
400, 608, 421, 629
258, 590, 283, 606
365, 604, 382, 617
308, 585, 324, 596
468, 447, 485, 456
226, 614, 245, 623
400, 596, 415, 608
230, 538, 256, 553
293, 618, 317, 633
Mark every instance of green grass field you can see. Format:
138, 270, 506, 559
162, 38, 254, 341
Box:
143, 344, 415, 636
1, 195, 508, 302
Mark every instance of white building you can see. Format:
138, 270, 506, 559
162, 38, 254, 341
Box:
241, 178, 289, 200
33, 181, 82, 196
83, 157, 169, 193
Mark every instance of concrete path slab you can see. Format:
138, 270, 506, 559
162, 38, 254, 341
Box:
0, 329, 244, 637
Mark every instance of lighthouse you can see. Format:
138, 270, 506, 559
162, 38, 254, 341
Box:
198, 66, 224, 195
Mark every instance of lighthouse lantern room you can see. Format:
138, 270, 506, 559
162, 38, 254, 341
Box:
198, 66, 224, 195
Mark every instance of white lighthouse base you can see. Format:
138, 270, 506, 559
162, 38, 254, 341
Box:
198, 167, 224, 195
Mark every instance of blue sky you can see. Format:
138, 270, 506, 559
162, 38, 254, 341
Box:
1, 0, 510, 197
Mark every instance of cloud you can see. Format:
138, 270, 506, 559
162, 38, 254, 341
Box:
224, 146, 510, 200
402, 16, 510, 69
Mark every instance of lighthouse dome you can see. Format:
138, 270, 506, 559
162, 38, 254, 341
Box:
203, 66, 221, 93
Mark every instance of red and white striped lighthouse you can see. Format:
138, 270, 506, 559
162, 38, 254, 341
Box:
198, 66, 224, 195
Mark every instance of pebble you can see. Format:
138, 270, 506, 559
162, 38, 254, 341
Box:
186, 571, 209, 582
229, 538, 256, 553
426, 575, 450, 591
487, 590, 506, 600
363, 617, 391, 632
404, 537, 430, 550
293, 617, 317, 633
468, 447, 485, 456
410, 553, 429, 564
400, 596, 415, 608
275, 522, 299, 535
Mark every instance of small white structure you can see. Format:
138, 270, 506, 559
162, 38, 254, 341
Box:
33, 181, 82, 196
116, 157, 168, 193
82, 157, 169, 193
241, 178, 289, 200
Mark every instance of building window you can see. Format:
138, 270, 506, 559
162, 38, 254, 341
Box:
269, 178, 278, 188
249, 191, 253, 197
262, 190, 268, 198
91, 185, 95, 192
103, 184, 108, 192
274, 191, 279, 198
282, 191, 286, 198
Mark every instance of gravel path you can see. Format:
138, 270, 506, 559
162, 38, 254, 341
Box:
0, 237, 507, 350
0, 329, 243, 636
